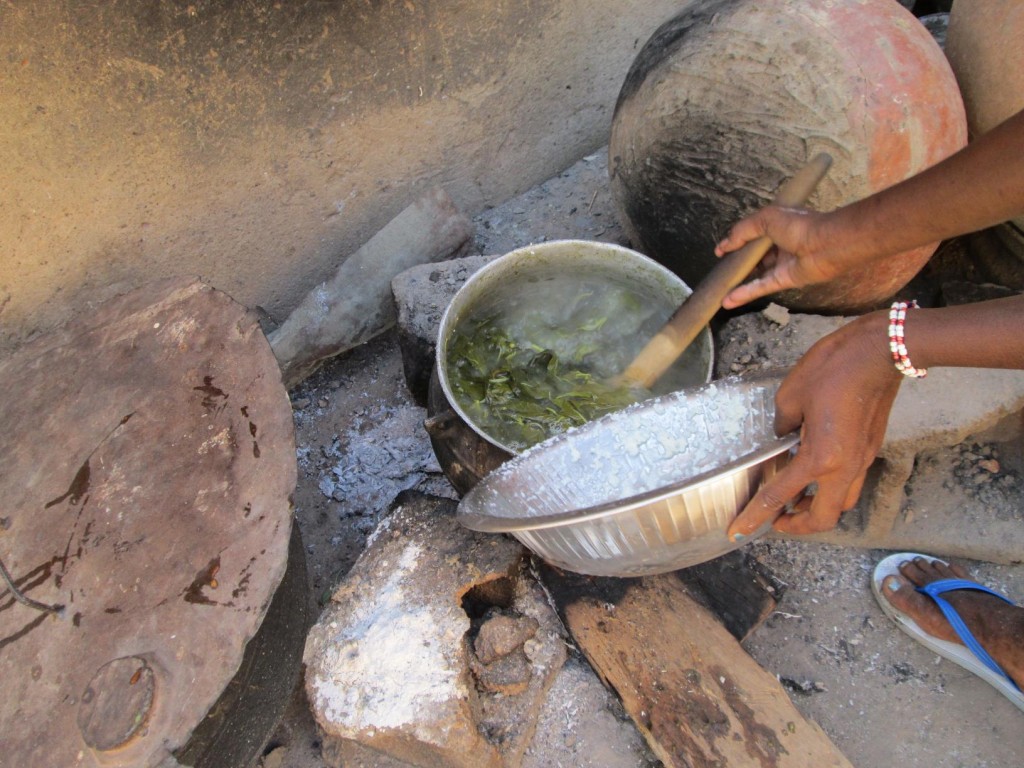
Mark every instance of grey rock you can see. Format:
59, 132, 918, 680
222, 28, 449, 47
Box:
304, 491, 566, 768
391, 254, 496, 404
270, 187, 473, 389
474, 613, 540, 665
470, 647, 533, 696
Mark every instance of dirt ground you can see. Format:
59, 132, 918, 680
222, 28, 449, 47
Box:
262, 150, 1024, 768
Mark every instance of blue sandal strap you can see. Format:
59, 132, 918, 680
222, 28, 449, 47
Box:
920, 578, 1015, 606
917, 578, 1020, 691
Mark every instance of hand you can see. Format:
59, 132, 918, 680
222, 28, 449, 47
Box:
713, 205, 840, 309
726, 311, 903, 538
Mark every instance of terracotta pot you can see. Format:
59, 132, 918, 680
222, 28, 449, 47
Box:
946, 1, 1024, 270
609, 0, 967, 314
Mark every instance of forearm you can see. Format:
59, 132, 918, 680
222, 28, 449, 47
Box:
817, 109, 1024, 269
858, 294, 1024, 372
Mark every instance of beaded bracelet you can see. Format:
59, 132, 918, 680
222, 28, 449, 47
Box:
888, 300, 927, 378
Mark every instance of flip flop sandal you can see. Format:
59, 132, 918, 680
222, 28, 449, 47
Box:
872, 552, 1024, 713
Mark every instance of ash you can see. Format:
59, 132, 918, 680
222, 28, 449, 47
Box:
316, 402, 455, 531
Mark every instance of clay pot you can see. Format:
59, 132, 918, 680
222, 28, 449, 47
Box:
946, 1, 1024, 272
946, 1, 1024, 139
609, 0, 967, 314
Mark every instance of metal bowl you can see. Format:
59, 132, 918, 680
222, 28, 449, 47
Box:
456, 375, 796, 576
436, 239, 714, 454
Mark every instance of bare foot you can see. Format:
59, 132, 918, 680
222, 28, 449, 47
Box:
881, 557, 1024, 690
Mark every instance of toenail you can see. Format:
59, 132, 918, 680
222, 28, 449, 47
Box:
883, 575, 902, 591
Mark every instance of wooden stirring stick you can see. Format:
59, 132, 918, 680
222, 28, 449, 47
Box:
618, 153, 833, 389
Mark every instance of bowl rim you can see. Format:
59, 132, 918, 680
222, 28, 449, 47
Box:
457, 430, 798, 533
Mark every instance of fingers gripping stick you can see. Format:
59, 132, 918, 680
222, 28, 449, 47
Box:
619, 153, 833, 389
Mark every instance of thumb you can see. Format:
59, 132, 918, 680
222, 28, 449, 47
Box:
726, 462, 810, 542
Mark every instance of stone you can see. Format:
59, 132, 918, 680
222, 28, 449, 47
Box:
0, 278, 297, 768
473, 613, 540, 665
469, 613, 538, 696
269, 187, 474, 389
470, 648, 532, 696
304, 491, 566, 768
470, 575, 568, 766
714, 310, 1024, 563
978, 459, 1001, 474
320, 740, 419, 768
761, 302, 791, 327
391, 254, 496, 405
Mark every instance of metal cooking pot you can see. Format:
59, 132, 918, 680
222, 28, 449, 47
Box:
434, 239, 715, 456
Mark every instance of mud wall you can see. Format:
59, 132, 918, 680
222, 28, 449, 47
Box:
0, 0, 687, 351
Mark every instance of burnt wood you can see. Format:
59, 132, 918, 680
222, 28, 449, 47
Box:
538, 549, 781, 643
680, 550, 786, 642
539, 560, 852, 768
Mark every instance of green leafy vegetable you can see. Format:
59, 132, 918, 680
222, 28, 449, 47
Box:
447, 315, 648, 451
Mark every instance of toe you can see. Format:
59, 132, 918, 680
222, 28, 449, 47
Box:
948, 561, 970, 580
899, 559, 928, 584
880, 577, 913, 614
881, 573, 906, 595
881, 573, 955, 641
898, 557, 969, 586
926, 558, 957, 580
882, 574, 920, 615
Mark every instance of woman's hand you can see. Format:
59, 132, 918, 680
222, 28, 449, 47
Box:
714, 206, 842, 309
716, 109, 1024, 314
726, 311, 903, 538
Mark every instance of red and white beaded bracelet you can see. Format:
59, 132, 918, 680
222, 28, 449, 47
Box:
888, 300, 927, 378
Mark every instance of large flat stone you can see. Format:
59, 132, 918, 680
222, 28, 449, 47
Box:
304, 491, 567, 768
715, 307, 1024, 562
0, 278, 297, 767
